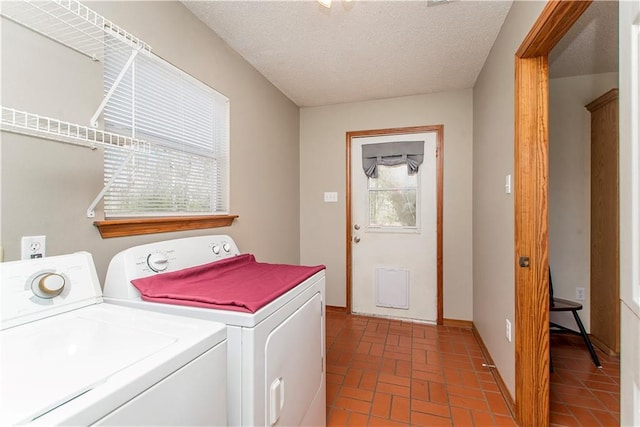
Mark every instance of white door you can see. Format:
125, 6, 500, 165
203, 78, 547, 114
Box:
351, 132, 438, 322
619, 1, 640, 425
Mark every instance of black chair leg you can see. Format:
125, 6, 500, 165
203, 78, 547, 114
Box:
571, 310, 602, 368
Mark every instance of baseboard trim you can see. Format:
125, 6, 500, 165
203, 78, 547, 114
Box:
588, 334, 619, 356
443, 318, 473, 328
326, 305, 347, 313
472, 323, 516, 419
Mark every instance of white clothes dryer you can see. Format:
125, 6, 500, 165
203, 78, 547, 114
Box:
103, 235, 326, 427
0, 252, 227, 426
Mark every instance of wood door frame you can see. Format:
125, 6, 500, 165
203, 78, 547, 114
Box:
345, 125, 444, 324
514, 2, 592, 426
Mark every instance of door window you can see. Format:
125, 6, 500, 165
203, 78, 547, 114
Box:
368, 164, 419, 229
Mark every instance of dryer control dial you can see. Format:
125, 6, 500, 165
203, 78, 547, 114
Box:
212, 245, 221, 255
222, 243, 231, 253
31, 272, 65, 299
147, 253, 169, 273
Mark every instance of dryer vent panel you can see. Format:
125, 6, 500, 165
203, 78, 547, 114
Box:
375, 267, 409, 309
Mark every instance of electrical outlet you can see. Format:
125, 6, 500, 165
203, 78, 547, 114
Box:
575, 287, 586, 301
505, 319, 512, 342
21, 235, 46, 260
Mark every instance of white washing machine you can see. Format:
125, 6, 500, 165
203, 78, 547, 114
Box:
102, 235, 326, 427
0, 252, 227, 426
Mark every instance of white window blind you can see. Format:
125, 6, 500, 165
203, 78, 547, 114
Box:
103, 46, 229, 217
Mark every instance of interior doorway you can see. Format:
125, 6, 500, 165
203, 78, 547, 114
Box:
546, 3, 620, 423
513, 1, 593, 425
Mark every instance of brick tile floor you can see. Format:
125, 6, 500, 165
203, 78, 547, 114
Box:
549, 334, 620, 427
326, 311, 620, 426
325, 311, 516, 426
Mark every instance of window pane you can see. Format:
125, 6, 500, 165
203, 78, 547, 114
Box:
103, 40, 229, 218
369, 189, 417, 227
104, 146, 215, 216
369, 164, 417, 189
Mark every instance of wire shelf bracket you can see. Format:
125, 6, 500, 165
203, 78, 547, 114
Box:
86, 151, 134, 218
91, 48, 139, 127
0, 0, 152, 61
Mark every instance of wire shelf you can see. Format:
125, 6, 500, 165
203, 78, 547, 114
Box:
1, 106, 150, 152
0, 0, 152, 60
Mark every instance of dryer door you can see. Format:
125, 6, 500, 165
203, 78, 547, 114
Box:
264, 292, 323, 426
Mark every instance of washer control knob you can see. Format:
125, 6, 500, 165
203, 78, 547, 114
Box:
39, 273, 65, 295
212, 245, 221, 255
30, 272, 66, 299
147, 253, 169, 272
222, 243, 231, 253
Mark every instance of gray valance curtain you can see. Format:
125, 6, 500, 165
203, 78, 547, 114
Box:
361, 141, 425, 178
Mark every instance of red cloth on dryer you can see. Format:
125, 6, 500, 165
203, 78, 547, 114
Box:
131, 254, 325, 313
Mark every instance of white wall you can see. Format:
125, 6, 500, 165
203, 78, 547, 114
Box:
472, 1, 546, 398
548, 72, 618, 331
618, 1, 640, 424
300, 89, 474, 321
0, 2, 301, 281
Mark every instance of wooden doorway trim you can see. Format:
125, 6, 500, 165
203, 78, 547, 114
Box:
514, 2, 592, 426
345, 125, 444, 324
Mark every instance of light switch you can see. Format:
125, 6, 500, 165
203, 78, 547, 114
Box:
324, 192, 338, 202
505, 174, 512, 194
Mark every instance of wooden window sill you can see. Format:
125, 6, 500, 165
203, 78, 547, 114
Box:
94, 215, 238, 238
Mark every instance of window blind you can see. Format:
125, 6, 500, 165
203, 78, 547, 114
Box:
103, 45, 229, 217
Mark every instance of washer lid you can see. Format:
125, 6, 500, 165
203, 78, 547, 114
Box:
1, 310, 175, 425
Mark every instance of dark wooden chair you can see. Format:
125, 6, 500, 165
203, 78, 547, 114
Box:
549, 268, 602, 369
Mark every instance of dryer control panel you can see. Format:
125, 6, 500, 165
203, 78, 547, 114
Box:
103, 235, 241, 300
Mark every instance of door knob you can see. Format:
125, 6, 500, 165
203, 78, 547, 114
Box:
354, 224, 360, 230
354, 236, 361, 243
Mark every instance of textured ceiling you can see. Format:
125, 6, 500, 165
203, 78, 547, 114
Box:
184, 0, 618, 107
550, 0, 618, 79
184, 0, 513, 107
